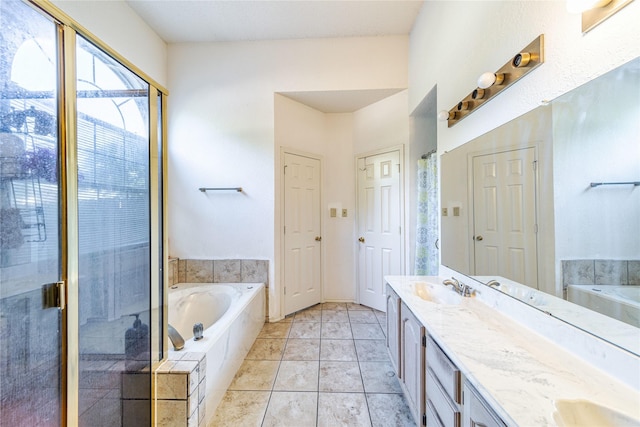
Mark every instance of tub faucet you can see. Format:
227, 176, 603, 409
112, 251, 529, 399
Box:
168, 324, 185, 351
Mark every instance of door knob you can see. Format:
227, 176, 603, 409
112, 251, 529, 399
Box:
358, 237, 365, 243
315, 236, 322, 242
475, 235, 483, 241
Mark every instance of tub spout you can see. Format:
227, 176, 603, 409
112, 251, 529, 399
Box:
168, 324, 185, 351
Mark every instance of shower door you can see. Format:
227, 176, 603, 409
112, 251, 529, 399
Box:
0, 2, 63, 425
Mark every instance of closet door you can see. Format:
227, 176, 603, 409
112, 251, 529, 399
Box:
0, 2, 63, 425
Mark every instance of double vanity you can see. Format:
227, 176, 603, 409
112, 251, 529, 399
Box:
384, 275, 640, 427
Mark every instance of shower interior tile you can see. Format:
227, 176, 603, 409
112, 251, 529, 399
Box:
171, 360, 200, 395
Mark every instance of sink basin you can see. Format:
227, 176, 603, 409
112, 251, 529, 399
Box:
553, 399, 640, 427
413, 282, 462, 305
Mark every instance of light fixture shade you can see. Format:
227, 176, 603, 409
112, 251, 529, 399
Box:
566, 0, 612, 13
477, 72, 497, 89
437, 110, 451, 121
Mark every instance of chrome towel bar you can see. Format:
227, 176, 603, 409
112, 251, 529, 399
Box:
198, 187, 243, 192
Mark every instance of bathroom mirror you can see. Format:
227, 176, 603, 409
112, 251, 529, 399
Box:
440, 56, 640, 356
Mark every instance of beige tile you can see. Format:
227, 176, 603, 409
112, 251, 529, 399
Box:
208, 390, 269, 427
185, 260, 214, 283
320, 339, 357, 361
157, 400, 187, 427
241, 260, 268, 284
283, 339, 320, 361
367, 393, 414, 427
156, 372, 187, 399
355, 340, 390, 362
317, 392, 371, 427
273, 361, 319, 391
346, 303, 373, 311
360, 361, 402, 393
294, 310, 322, 322
321, 322, 353, 339
348, 310, 379, 323
321, 310, 349, 323
289, 322, 321, 339
213, 259, 242, 282
228, 360, 279, 391
321, 302, 347, 311
258, 322, 291, 339
262, 391, 318, 427
319, 361, 363, 392
246, 338, 286, 360
351, 323, 385, 340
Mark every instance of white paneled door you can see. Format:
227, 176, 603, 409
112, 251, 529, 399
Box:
472, 147, 538, 289
283, 152, 322, 316
357, 150, 402, 311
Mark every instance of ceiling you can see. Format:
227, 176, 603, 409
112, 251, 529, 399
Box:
126, 0, 423, 112
126, 0, 424, 44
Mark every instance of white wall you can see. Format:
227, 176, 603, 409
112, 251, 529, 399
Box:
168, 36, 408, 319
51, 0, 167, 88
410, 0, 640, 153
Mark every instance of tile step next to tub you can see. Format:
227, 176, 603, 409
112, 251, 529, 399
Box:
156, 352, 206, 427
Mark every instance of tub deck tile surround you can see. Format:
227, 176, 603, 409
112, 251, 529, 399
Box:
209, 303, 414, 427
156, 351, 206, 427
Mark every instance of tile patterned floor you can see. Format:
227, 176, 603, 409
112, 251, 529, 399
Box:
209, 303, 414, 427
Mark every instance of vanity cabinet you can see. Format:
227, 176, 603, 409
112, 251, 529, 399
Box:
386, 284, 401, 376
426, 336, 462, 427
400, 301, 425, 425
463, 382, 506, 427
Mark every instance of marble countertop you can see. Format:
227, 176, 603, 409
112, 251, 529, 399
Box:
385, 275, 640, 426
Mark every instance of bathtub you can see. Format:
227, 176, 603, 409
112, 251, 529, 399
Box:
168, 282, 265, 425
567, 285, 640, 328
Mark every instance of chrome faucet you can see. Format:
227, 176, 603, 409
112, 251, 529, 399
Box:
443, 277, 460, 293
443, 277, 475, 297
486, 279, 501, 288
168, 324, 185, 351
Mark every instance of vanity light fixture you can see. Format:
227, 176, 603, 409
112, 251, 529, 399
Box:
577, 0, 635, 33
477, 72, 505, 89
442, 34, 544, 128
437, 110, 456, 121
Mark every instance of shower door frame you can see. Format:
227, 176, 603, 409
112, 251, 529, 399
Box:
21, 1, 169, 425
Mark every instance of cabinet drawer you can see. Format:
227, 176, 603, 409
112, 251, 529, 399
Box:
427, 368, 460, 427
427, 336, 461, 404
426, 399, 444, 427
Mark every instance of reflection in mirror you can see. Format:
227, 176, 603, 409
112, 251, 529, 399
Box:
441, 57, 640, 356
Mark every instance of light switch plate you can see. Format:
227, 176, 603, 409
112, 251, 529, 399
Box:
342, 209, 347, 217
330, 208, 337, 218
442, 208, 448, 216
453, 206, 460, 216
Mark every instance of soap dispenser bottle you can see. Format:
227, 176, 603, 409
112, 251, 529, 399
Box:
125, 313, 149, 371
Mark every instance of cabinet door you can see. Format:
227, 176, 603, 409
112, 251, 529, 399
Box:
386, 284, 401, 376
401, 302, 425, 425
464, 383, 506, 427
